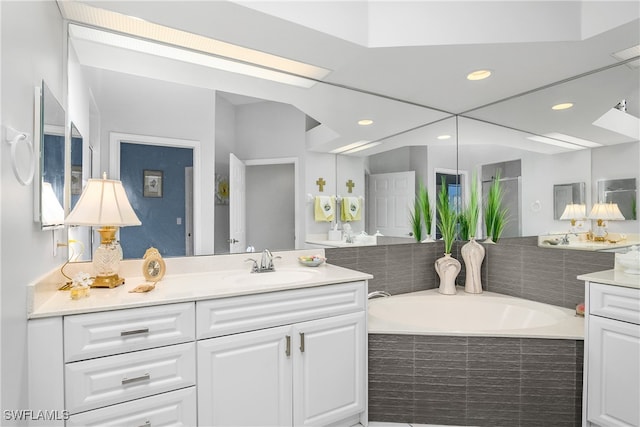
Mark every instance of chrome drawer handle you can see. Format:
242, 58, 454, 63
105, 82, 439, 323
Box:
122, 373, 150, 385
120, 328, 150, 337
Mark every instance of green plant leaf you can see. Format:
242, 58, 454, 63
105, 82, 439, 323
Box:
409, 197, 423, 242
437, 177, 457, 253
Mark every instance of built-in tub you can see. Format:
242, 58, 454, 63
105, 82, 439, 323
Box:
367, 289, 585, 426
368, 288, 584, 339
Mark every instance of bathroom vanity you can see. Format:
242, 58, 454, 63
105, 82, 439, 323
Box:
27, 250, 371, 427
579, 270, 640, 427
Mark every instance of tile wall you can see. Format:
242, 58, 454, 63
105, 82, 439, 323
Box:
325, 238, 615, 309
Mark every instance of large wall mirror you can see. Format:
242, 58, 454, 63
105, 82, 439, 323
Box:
62, 2, 639, 259
38, 81, 66, 230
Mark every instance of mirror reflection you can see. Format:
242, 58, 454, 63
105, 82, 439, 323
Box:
63, 4, 639, 257
40, 81, 65, 229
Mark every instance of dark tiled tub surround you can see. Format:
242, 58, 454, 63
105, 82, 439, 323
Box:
369, 334, 584, 427
326, 239, 614, 309
325, 238, 609, 426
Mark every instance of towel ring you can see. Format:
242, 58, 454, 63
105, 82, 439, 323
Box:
5, 127, 34, 186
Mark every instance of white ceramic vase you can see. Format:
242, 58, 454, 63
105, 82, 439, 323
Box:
461, 238, 485, 293
435, 253, 461, 295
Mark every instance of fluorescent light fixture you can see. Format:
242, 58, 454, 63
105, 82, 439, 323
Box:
343, 142, 381, 154
358, 119, 374, 126
593, 107, 640, 140
437, 134, 452, 140
527, 135, 583, 150
330, 140, 371, 154
544, 132, 601, 148
612, 44, 640, 68
552, 102, 574, 110
467, 70, 492, 81
61, 1, 331, 87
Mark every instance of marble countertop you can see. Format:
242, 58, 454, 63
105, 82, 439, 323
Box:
578, 269, 640, 290
28, 249, 372, 319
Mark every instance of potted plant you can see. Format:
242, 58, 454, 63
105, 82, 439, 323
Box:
435, 177, 460, 294
460, 172, 485, 293
484, 171, 508, 243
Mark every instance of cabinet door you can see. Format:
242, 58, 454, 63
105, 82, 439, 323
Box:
197, 325, 293, 426
588, 315, 640, 427
293, 311, 366, 426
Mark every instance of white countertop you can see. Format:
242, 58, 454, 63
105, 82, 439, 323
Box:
28, 250, 372, 319
578, 269, 640, 290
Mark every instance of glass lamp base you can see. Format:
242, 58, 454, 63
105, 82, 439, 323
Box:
92, 229, 124, 288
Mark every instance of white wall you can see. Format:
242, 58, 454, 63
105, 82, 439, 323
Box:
85, 69, 216, 255
214, 94, 235, 253
1, 0, 65, 418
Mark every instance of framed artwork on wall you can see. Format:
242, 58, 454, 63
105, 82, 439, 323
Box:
143, 169, 163, 198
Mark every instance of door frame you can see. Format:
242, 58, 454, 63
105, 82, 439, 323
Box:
109, 132, 202, 254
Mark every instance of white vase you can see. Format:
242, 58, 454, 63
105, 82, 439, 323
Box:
461, 238, 485, 294
435, 253, 461, 295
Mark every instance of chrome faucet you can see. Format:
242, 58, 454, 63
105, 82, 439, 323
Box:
246, 249, 280, 273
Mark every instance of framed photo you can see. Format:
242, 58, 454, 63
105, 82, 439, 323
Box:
143, 169, 163, 198
71, 165, 83, 195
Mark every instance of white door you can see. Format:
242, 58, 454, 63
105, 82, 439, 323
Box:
197, 325, 293, 427
587, 315, 640, 427
293, 312, 366, 426
368, 171, 415, 237
229, 153, 246, 253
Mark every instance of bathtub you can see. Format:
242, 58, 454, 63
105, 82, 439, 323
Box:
367, 289, 585, 425
368, 288, 584, 339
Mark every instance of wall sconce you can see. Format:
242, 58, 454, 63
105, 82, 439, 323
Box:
588, 202, 625, 241
65, 173, 141, 288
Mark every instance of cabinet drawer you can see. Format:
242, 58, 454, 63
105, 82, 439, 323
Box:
590, 282, 640, 325
66, 386, 197, 427
65, 342, 196, 414
196, 281, 365, 339
64, 302, 195, 362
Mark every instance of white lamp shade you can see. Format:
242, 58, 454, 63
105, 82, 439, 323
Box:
588, 202, 625, 221
65, 177, 141, 226
41, 181, 65, 225
560, 204, 586, 221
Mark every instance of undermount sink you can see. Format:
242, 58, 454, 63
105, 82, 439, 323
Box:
223, 268, 320, 286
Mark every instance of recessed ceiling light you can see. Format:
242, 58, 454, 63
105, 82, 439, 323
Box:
437, 134, 452, 140
358, 119, 374, 126
552, 102, 574, 110
467, 70, 492, 81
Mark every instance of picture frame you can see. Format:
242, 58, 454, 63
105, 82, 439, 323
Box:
143, 169, 163, 198
71, 165, 83, 195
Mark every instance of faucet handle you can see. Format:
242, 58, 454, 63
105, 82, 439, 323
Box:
269, 255, 282, 269
245, 258, 258, 273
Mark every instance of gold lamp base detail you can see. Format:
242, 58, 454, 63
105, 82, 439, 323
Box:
91, 274, 125, 288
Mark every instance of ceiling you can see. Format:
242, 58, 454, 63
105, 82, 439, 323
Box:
58, 0, 640, 155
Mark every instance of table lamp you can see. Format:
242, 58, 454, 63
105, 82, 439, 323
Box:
560, 203, 586, 231
588, 202, 624, 242
65, 173, 141, 288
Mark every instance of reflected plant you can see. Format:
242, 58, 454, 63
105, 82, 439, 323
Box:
418, 183, 433, 239
484, 171, 508, 243
409, 197, 423, 242
437, 177, 457, 254
460, 172, 479, 240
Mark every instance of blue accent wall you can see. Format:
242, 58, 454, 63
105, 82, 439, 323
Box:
119, 143, 193, 259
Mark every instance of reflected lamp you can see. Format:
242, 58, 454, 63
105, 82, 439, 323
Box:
588, 202, 625, 241
559, 203, 586, 229
65, 173, 141, 288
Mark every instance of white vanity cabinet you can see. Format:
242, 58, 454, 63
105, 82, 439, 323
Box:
583, 281, 640, 427
196, 281, 367, 427
28, 274, 368, 427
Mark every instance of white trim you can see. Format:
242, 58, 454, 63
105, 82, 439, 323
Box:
245, 157, 300, 250
109, 132, 203, 255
